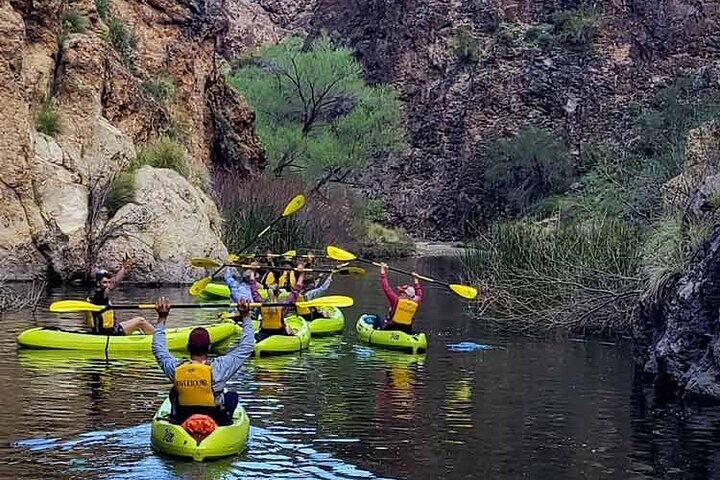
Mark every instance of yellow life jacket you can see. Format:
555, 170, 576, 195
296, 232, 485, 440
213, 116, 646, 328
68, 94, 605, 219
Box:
279, 271, 297, 289
390, 298, 419, 326
85, 298, 115, 329
295, 294, 311, 315
174, 361, 215, 407
260, 306, 283, 330
262, 271, 276, 287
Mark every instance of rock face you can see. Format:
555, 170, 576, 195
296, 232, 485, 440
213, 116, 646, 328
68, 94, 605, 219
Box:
0, 0, 265, 282
236, 0, 719, 239
97, 166, 228, 284
635, 228, 720, 399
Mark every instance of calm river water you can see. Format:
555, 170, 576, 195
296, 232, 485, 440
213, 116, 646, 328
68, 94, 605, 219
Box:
1, 257, 719, 479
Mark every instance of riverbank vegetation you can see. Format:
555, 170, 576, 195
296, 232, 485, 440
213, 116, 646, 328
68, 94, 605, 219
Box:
224, 36, 411, 256
463, 75, 720, 334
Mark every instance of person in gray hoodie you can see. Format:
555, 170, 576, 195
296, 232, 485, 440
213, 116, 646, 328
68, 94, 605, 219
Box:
152, 297, 255, 425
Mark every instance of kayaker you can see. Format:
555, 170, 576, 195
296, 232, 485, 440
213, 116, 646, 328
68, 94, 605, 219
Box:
88, 260, 154, 335
255, 263, 305, 341
224, 262, 260, 303
377, 263, 423, 333
296, 273, 333, 321
152, 297, 255, 425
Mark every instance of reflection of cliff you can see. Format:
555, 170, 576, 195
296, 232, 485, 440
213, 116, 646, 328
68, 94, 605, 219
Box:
629, 376, 720, 478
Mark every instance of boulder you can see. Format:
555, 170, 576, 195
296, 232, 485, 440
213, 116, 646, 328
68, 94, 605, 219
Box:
97, 166, 228, 283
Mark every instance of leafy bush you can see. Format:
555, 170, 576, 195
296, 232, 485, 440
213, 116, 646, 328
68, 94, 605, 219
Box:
143, 77, 176, 104
95, 0, 109, 21
364, 198, 386, 223
62, 10, 89, 34
523, 25, 553, 48
104, 172, 135, 217
552, 8, 600, 51
451, 25, 480, 62
35, 101, 61, 136
131, 138, 190, 178
484, 127, 573, 214
107, 16, 137, 66
229, 36, 406, 187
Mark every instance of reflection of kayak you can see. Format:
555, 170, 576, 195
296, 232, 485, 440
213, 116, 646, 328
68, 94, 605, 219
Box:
254, 316, 310, 357
202, 283, 288, 300
17, 348, 160, 369
150, 396, 250, 461
308, 307, 345, 336
356, 315, 428, 354
17, 323, 239, 352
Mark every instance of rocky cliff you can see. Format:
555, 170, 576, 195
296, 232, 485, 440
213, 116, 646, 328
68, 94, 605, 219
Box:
236, 0, 719, 239
0, 0, 266, 282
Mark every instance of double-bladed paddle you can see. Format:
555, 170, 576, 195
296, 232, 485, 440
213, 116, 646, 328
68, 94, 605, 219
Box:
326, 245, 478, 300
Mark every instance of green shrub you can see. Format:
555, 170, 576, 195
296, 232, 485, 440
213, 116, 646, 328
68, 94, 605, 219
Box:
451, 25, 480, 62
485, 127, 573, 214
131, 138, 190, 178
62, 10, 89, 34
229, 35, 405, 185
552, 8, 600, 51
95, 0, 109, 21
364, 198, 386, 223
143, 77, 176, 104
524, 25, 553, 48
107, 16, 137, 66
35, 102, 61, 137
104, 172, 135, 217
362, 223, 415, 258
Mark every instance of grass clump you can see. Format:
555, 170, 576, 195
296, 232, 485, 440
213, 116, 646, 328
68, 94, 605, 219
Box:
451, 25, 480, 63
143, 77, 176, 104
552, 8, 600, 52
107, 16, 137, 66
95, 0, 109, 21
131, 138, 190, 178
62, 10, 89, 34
35, 101, 61, 137
104, 172, 135, 217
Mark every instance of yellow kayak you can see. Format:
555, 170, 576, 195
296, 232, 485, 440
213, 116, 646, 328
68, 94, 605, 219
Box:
16, 322, 239, 352
307, 307, 345, 336
254, 316, 310, 356
356, 314, 428, 354
150, 396, 250, 461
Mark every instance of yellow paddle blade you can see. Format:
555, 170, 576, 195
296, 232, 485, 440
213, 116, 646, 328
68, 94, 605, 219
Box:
326, 245, 357, 262
188, 276, 212, 296
281, 250, 297, 258
449, 284, 478, 300
298, 295, 354, 309
227, 253, 239, 263
49, 300, 104, 313
282, 194, 305, 216
189, 257, 223, 269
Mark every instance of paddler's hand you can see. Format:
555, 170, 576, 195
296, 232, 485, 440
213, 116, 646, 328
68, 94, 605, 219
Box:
297, 262, 305, 272
411, 272, 421, 284
121, 253, 133, 271
380, 263, 388, 275
155, 297, 170, 322
237, 300, 251, 320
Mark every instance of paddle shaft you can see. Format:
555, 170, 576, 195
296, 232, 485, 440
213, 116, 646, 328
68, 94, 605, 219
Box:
354, 257, 447, 287
226, 264, 336, 274
108, 302, 296, 310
